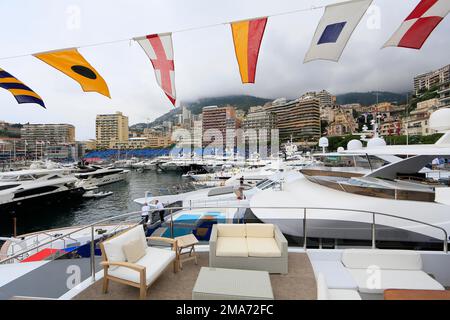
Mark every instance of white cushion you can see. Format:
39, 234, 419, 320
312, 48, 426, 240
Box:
311, 260, 358, 289
316, 273, 361, 300
246, 237, 281, 257
122, 238, 146, 263
217, 224, 246, 238
316, 273, 329, 300
348, 268, 445, 294
216, 237, 248, 257
108, 247, 176, 285
328, 289, 362, 300
342, 249, 422, 270
103, 226, 148, 267
246, 223, 274, 238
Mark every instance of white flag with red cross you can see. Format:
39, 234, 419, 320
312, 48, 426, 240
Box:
135, 33, 176, 106
383, 0, 450, 49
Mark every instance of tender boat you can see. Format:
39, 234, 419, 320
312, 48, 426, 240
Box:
82, 190, 113, 199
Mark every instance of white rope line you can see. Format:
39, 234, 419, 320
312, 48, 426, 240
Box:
0, 4, 326, 61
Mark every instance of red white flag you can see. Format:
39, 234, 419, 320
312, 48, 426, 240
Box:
383, 0, 450, 49
135, 33, 176, 106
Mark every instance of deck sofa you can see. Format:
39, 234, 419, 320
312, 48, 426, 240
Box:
341, 249, 445, 298
209, 223, 288, 274
316, 273, 361, 300
100, 225, 178, 299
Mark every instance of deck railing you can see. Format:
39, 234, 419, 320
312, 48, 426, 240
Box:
0, 205, 448, 284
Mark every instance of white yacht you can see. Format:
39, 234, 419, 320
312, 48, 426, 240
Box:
0, 169, 85, 213
74, 166, 130, 189
250, 109, 450, 247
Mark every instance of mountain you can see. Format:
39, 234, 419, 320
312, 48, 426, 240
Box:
130, 92, 409, 130
130, 95, 273, 130
336, 91, 408, 106
184, 95, 273, 115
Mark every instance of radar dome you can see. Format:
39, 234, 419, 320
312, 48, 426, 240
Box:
347, 139, 363, 150
429, 108, 450, 132
319, 137, 329, 147
367, 137, 386, 148
337, 147, 345, 152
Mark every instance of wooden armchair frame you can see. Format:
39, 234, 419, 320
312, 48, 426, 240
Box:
100, 234, 178, 299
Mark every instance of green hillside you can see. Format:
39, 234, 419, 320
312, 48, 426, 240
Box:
336, 91, 408, 106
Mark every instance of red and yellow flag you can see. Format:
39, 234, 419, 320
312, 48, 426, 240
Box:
230, 17, 267, 84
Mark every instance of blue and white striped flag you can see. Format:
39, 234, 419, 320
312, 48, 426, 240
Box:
304, 0, 373, 63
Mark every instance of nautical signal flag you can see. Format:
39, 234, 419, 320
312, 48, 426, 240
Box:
304, 0, 373, 62
34, 49, 110, 98
230, 17, 268, 84
0, 68, 45, 108
135, 33, 177, 106
383, 0, 450, 49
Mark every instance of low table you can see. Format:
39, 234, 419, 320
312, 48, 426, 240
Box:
384, 289, 450, 300
175, 234, 199, 269
192, 267, 274, 300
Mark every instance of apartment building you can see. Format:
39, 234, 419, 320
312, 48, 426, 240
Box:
414, 64, 450, 95
95, 111, 129, 149
243, 106, 277, 142
264, 97, 320, 143
21, 123, 75, 145
403, 98, 440, 136
438, 82, 450, 108
327, 108, 358, 137
202, 106, 238, 147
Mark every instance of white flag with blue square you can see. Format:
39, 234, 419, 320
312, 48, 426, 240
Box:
304, 0, 373, 63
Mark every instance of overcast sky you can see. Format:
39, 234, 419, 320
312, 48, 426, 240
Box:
0, 0, 448, 140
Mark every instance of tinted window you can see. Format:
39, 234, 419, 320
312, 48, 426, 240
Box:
14, 186, 60, 198
0, 184, 20, 191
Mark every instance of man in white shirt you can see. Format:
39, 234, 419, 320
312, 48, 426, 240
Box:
141, 202, 150, 225
155, 200, 165, 223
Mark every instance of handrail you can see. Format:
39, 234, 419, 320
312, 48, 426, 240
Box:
1, 204, 448, 267
0, 210, 145, 264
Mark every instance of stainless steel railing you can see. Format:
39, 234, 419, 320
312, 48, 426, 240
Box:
1, 205, 448, 284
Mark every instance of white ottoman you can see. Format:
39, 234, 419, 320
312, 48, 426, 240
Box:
192, 267, 274, 300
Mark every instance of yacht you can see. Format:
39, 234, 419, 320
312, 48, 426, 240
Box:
112, 157, 139, 168
249, 110, 450, 247
0, 169, 85, 213
74, 166, 130, 189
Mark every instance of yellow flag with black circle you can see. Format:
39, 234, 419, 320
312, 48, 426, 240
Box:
34, 48, 110, 98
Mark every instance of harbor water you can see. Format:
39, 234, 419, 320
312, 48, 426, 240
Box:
0, 170, 189, 237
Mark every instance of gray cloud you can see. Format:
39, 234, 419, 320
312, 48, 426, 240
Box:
0, 0, 448, 140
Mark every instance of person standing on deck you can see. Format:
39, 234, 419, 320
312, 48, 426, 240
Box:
141, 202, 150, 229
155, 200, 165, 223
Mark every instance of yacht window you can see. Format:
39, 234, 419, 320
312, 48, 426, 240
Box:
257, 180, 274, 189
0, 184, 20, 191
261, 181, 276, 190
31, 174, 48, 179
48, 175, 62, 180
14, 186, 60, 198
17, 175, 34, 181
0, 175, 19, 181
255, 179, 269, 188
